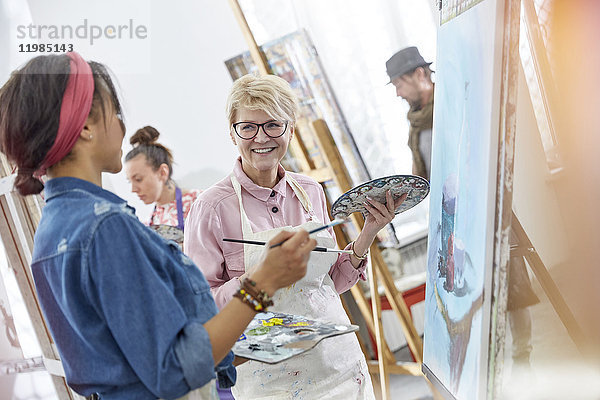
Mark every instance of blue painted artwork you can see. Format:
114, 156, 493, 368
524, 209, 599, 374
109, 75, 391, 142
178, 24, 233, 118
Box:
423, 1, 501, 399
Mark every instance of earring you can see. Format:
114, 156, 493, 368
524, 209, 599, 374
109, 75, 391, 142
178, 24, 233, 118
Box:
89, 135, 93, 140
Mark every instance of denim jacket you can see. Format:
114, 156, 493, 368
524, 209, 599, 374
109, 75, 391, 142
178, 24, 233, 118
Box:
31, 177, 235, 399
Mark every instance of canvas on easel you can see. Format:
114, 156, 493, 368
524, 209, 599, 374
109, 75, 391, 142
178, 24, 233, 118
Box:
422, 0, 514, 399
0, 258, 23, 399
0, 155, 81, 399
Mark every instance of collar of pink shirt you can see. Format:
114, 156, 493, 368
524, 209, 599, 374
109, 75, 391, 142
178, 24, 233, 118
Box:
232, 157, 290, 201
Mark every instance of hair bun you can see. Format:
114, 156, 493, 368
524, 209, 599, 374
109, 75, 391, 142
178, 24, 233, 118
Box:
129, 125, 160, 146
14, 173, 44, 196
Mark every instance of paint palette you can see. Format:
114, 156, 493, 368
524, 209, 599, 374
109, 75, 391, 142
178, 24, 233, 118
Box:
233, 312, 358, 364
148, 224, 184, 244
330, 174, 430, 219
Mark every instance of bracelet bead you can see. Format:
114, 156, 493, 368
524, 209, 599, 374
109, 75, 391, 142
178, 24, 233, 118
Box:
234, 278, 274, 312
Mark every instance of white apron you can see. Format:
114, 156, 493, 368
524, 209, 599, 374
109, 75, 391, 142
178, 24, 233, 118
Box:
230, 175, 374, 400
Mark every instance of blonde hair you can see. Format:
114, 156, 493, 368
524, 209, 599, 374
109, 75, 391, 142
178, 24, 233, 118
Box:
226, 74, 298, 126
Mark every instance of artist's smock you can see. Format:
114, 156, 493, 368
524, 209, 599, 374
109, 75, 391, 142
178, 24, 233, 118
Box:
31, 177, 235, 400
185, 160, 374, 399
184, 158, 368, 310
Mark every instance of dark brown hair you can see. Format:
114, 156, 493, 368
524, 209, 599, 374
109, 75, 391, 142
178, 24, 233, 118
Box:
0, 54, 122, 196
125, 126, 174, 180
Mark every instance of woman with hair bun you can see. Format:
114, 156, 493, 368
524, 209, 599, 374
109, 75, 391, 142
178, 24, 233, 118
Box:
0, 52, 316, 399
125, 126, 201, 245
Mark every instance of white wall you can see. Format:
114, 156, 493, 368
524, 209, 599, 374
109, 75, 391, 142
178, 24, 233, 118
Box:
2, 0, 249, 221
513, 65, 568, 268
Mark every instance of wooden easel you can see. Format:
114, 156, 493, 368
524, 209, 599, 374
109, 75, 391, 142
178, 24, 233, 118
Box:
489, 0, 587, 395
0, 155, 82, 399
509, 212, 587, 353
227, 1, 430, 398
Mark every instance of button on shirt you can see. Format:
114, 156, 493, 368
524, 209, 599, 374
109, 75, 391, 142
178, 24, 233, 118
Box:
31, 177, 235, 399
184, 158, 368, 309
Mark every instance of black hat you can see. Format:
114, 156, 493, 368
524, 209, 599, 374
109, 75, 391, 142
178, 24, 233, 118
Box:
386, 46, 432, 83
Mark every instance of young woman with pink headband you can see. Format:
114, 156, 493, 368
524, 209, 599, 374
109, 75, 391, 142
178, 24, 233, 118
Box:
0, 52, 316, 400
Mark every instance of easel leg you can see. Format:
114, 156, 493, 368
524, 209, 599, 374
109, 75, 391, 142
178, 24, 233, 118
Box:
371, 247, 424, 362
511, 212, 587, 354
350, 285, 397, 362
368, 254, 390, 399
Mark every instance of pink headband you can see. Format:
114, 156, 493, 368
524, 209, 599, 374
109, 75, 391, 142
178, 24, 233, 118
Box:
36, 52, 94, 177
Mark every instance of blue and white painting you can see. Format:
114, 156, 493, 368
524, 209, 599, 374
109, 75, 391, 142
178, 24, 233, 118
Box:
423, 0, 502, 399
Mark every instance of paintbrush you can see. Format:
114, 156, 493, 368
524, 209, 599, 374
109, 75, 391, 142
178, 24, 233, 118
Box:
270, 218, 347, 249
224, 218, 349, 252
222, 238, 353, 254
282, 324, 359, 350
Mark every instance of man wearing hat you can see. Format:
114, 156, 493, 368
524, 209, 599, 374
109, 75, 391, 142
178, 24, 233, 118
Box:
386, 46, 434, 180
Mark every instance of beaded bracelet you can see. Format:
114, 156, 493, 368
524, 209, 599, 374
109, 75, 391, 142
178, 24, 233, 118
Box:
233, 288, 264, 312
350, 241, 369, 260
233, 278, 274, 312
242, 278, 274, 309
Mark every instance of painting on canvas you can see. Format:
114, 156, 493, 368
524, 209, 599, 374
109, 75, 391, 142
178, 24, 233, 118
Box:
423, 0, 504, 399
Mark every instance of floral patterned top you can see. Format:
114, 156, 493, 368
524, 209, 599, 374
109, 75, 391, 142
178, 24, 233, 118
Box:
148, 189, 201, 227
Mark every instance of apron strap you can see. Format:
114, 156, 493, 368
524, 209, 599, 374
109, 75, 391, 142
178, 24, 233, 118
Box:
149, 205, 157, 226
231, 175, 255, 237
286, 175, 316, 217
175, 187, 184, 231
148, 188, 185, 230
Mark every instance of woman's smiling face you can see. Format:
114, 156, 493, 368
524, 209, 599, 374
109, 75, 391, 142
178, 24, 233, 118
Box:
231, 108, 292, 185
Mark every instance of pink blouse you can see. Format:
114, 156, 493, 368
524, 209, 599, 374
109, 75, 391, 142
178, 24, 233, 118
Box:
184, 159, 367, 309
148, 189, 201, 227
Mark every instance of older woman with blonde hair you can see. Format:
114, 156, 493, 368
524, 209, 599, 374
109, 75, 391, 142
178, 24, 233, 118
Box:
185, 74, 406, 399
